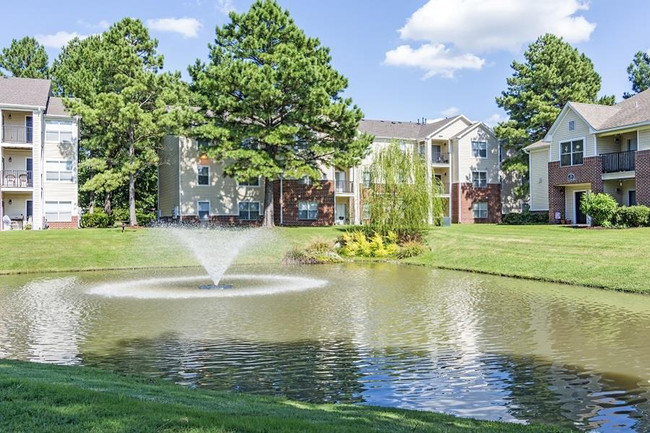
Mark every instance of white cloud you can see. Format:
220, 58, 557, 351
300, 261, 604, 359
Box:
486, 113, 507, 127
36, 31, 87, 48
388, 0, 596, 79
385, 43, 485, 79
146, 18, 202, 38
215, 0, 236, 15
441, 106, 460, 117
77, 19, 110, 30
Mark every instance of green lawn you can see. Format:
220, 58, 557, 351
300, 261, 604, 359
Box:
410, 224, 650, 293
0, 360, 572, 433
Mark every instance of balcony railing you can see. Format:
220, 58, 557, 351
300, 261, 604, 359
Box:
602, 150, 635, 173
2, 125, 33, 144
432, 152, 450, 164
335, 180, 354, 193
1, 170, 33, 188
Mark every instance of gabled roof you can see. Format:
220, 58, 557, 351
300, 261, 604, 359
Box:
557, 88, 650, 133
358, 115, 468, 140
0, 77, 51, 108
45, 96, 69, 116
524, 140, 550, 152
454, 121, 495, 140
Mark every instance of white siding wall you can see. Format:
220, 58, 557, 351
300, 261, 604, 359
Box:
550, 109, 594, 161
639, 128, 650, 151
158, 136, 180, 217
453, 126, 499, 184
528, 147, 550, 211
32, 112, 43, 229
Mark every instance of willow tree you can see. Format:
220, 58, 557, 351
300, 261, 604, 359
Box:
189, 0, 372, 226
366, 142, 444, 240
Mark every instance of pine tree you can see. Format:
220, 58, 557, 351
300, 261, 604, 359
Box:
625, 51, 650, 99
189, 0, 372, 226
0, 36, 49, 78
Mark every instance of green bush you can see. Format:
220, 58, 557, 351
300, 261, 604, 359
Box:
396, 241, 428, 259
283, 239, 343, 264
501, 210, 548, 225
580, 192, 618, 226
614, 206, 650, 227
81, 211, 111, 228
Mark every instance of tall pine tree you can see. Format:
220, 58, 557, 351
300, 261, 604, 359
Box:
0, 36, 49, 78
625, 51, 650, 99
189, 0, 372, 226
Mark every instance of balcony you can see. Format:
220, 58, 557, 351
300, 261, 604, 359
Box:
1, 170, 33, 188
432, 152, 450, 165
602, 150, 635, 173
2, 125, 33, 144
335, 180, 354, 194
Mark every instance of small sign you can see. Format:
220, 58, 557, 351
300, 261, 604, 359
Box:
567, 173, 576, 182
554, 211, 561, 220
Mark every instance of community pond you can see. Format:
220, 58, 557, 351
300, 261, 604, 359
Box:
0, 263, 649, 432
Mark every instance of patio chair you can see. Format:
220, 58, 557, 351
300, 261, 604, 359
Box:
4, 173, 16, 187
18, 173, 28, 187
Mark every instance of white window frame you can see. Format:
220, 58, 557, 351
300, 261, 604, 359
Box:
471, 170, 488, 188
197, 165, 210, 186
568, 120, 575, 131
197, 200, 210, 220
471, 141, 487, 158
45, 160, 74, 182
299, 176, 313, 186
238, 176, 260, 187
238, 201, 260, 221
560, 139, 584, 167
45, 201, 72, 222
44, 120, 74, 143
473, 202, 488, 219
298, 201, 318, 220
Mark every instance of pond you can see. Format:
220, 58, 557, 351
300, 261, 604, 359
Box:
0, 263, 649, 432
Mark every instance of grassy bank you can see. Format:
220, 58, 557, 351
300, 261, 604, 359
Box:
411, 224, 650, 294
2, 224, 650, 293
0, 360, 571, 433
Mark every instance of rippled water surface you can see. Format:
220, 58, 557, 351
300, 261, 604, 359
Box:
1, 264, 649, 432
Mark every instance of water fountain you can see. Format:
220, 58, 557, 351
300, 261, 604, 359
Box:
87, 226, 328, 299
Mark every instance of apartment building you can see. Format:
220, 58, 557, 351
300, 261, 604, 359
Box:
0, 77, 79, 230
158, 114, 517, 225
526, 89, 650, 224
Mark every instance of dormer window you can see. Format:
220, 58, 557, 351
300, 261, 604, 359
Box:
568, 120, 575, 131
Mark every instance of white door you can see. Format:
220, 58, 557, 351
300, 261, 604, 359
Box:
335, 203, 347, 224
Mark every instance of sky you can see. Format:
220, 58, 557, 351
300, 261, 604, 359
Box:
1, 0, 648, 126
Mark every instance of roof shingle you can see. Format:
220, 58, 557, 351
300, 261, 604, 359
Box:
358, 116, 460, 140
0, 77, 51, 108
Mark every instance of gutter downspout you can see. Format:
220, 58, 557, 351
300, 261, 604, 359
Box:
280, 174, 284, 226
178, 138, 182, 223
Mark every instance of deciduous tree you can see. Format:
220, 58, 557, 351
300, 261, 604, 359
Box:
189, 0, 372, 226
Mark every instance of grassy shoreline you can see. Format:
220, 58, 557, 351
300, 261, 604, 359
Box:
0, 360, 573, 432
2, 225, 650, 293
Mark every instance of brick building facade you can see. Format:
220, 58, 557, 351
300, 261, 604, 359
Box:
547, 156, 604, 221
451, 183, 502, 223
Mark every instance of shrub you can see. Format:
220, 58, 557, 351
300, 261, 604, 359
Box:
580, 192, 618, 226
501, 210, 549, 225
80, 211, 111, 228
24, 224, 32, 230
396, 241, 428, 259
283, 239, 343, 264
614, 206, 650, 228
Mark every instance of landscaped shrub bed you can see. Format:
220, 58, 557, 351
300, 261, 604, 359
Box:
501, 210, 549, 225
579, 192, 650, 228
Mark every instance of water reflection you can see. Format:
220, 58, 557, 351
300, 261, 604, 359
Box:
0, 264, 649, 432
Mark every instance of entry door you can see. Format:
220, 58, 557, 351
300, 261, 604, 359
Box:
629, 190, 637, 206
335, 171, 346, 192
26, 200, 33, 221
335, 203, 347, 224
25, 116, 33, 143
575, 191, 587, 224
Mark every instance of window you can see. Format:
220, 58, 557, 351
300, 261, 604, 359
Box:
431, 144, 442, 162
471, 171, 487, 188
560, 139, 584, 166
472, 141, 487, 158
45, 120, 73, 143
418, 143, 426, 157
238, 177, 260, 186
197, 166, 210, 185
239, 201, 260, 220
198, 201, 210, 220
399, 141, 407, 153
46, 160, 73, 181
362, 171, 371, 188
363, 203, 371, 220
298, 201, 318, 220
299, 176, 313, 185
568, 120, 575, 131
473, 202, 488, 219
45, 201, 72, 222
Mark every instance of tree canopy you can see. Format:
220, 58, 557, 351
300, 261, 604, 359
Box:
495, 34, 613, 183
189, 0, 372, 226
52, 18, 190, 225
625, 51, 650, 99
0, 36, 49, 78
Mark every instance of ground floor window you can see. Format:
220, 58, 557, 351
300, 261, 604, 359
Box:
298, 201, 318, 220
239, 201, 260, 220
45, 201, 72, 222
473, 202, 488, 219
198, 201, 210, 220
471, 171, 487, 188
363, 203, 371, 220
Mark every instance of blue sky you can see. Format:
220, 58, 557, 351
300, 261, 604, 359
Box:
1, 0, 648, 126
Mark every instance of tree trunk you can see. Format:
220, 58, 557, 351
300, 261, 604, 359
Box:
89, 190, 95, 214
263, 177, 275, 227
129, 141, 137, 227
104, 191, 112, 216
